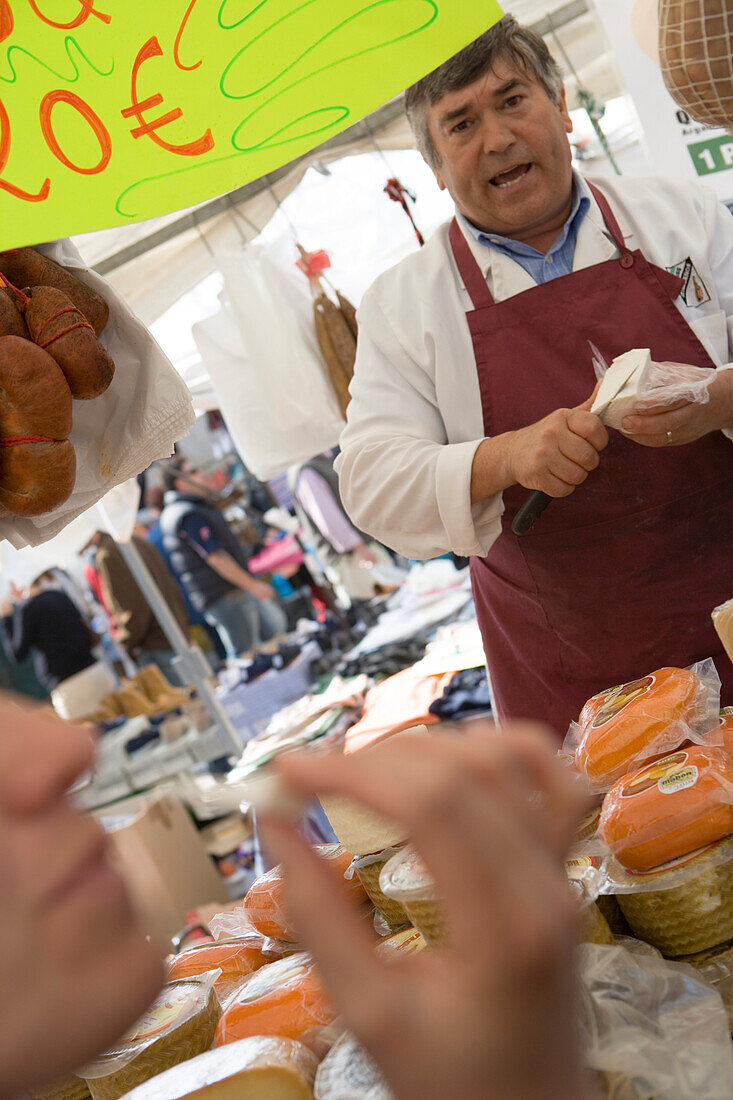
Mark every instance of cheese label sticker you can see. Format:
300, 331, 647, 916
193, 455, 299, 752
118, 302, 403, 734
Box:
620, 751, 689, 798
658, 765, 699, 795
124, 986, 200, 1043
591, 675, 652, 729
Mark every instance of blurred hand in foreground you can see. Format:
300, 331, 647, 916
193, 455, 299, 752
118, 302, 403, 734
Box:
261, 722, 591, 1100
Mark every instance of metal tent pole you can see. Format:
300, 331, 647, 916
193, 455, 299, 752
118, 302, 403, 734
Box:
111, 535, 242, 757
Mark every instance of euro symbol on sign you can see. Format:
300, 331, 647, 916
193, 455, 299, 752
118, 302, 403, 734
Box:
121, 36, 214, 157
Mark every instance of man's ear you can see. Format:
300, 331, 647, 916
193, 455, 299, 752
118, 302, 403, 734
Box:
558, 87, 573, 134
432, 164, 447, 191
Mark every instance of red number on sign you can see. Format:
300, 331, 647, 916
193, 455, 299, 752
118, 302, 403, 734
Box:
40, 90, 112, 174
0, 99, 51, 202
0, 0, 13, 42
28, 0, 111, 28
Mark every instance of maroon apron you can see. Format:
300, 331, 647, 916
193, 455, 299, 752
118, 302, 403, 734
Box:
449, 183, 733, 736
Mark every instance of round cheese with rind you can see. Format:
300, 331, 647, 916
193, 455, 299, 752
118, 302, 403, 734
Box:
121, 1037, 318, 1100
215, 953, 337, 1056
315, 1033, 394, 1100
82, 977, 221, 1100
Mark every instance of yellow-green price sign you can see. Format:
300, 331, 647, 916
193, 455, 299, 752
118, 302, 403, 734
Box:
0, 0, 502, 248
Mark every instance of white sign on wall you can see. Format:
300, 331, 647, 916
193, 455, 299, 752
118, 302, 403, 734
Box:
594, 0, 733, 204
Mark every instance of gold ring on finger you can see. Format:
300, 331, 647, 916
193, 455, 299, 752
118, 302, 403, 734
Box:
666, 430, 673, 445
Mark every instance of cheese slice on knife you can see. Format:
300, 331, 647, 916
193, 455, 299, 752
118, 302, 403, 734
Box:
591, 348, 651, 429
121, 1037, 318, 1100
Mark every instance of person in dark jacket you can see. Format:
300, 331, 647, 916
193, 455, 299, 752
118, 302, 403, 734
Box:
1, 578, 96, 693
158, 458, 287, 659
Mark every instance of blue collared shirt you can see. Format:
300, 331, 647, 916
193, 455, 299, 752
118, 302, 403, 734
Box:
459, 172, 591, 284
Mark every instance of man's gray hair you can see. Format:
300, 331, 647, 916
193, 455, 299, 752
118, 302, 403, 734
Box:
405, 15, 564, 168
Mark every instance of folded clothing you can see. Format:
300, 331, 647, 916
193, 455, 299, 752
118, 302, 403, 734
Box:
345, 667, 455, 753
429, 667, 491, 720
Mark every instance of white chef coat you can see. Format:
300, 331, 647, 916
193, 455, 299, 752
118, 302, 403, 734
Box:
336, 173, 733, 561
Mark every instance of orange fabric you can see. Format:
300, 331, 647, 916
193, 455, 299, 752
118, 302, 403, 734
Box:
345, 668, 456, 754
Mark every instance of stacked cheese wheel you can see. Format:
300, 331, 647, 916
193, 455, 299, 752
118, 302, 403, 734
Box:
0, 247, 114, 516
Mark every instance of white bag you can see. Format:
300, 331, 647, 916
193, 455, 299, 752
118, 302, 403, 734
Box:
195, 246, 344, 480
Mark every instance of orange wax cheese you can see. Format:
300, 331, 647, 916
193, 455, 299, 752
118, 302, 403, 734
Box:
575, 666, 704, 788
244, 844, 366, 942
167, 938, 268, 999
215, 953, 335, 1054
600, 745, 733, 871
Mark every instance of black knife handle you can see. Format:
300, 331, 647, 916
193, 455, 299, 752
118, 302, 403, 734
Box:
512, 490, 552, 535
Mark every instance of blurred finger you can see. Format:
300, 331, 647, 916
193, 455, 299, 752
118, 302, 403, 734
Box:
258, 816, 390, 1009
0, 706, 94, 815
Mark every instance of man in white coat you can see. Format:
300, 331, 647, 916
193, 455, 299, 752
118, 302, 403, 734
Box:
337, 15, 733, 734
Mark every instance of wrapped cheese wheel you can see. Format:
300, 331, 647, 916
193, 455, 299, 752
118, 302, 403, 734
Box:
215, 952, 337, 1056
244, 844, 366, 942
120, 1037, 318, 1100
612, 837, 733, 956
29, 1078, 90, 1100
167, 937, 268, 1000
569, 662, 719, 791
350, 848, 409, 929
379, 847, 446, 948
600, 745, 733, 871
315, 1032, 394, 1099
82, 976, 221, 1100
375, 926, 427, 960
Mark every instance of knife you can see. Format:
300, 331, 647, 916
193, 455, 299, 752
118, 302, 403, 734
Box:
511, 342, 614, 536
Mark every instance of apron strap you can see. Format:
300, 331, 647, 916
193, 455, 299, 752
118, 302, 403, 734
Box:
449, 218, 495, 309
586, 181, 629, 254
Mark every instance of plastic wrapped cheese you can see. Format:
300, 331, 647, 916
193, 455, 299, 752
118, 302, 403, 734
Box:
314, 1032, 394, 1099
565, 660, 720, 791
350, 848, 409, 929
599, 745, 733, 872
167, 937, 269, 1000
121, 1037, 318, 1100
379, 847, 445, 947
244, 845, 366, 942
29, 1078, 91, 1100
375, 926, 428, 960
82, 976, 221, 1100
215, 952, 337, 1057
608, 837, 733, 956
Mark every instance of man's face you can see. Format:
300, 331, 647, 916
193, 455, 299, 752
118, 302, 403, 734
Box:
425, 58, 574, 238
0, 704, 163, 1097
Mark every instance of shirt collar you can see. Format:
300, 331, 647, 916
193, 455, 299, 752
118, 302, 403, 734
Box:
458, 169, 591, 258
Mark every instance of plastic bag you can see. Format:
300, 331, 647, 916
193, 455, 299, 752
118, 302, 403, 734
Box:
194, 246, 344, 481
563, 658, 722, 793
635, 358, 718, 409
578, 941, 733, 1098
591, 347, 718, 430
